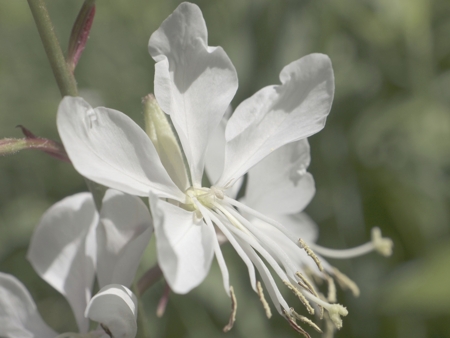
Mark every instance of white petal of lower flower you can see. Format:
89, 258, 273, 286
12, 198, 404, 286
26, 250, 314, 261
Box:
96, 189, 153, 289
57, 96, 184, 201
219, 54, 334, 187
85, 285, 137, 338
0, 272, 58, 338
149, 2, 238, 186
245, 140, 315, 215
27, 193, 97, 333
149, 193, 215, 294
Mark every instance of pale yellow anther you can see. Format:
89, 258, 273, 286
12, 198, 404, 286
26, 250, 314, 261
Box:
282, 309, 311, 338
283, 280, 314, 315
371, 227, 393, 257
325, 274, 337, 303
332, 267, 360, 297
223, 286, 237, 332
299, 239, 324, 272
290, 308, 323, 333
327, 304, 348, 330
295, 272, 319, 298
256, 281, 272, 318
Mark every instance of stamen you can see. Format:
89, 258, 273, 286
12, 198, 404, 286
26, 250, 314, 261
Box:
300, 290, 348, 329
323, 314, 336, 338
317, 294, 325, 319
223, 196, 288, 234
223, 286, 237, 332
283, 280, 314, 315
325, 274, 337, 303
298, 239, 324, 272
332, 267, 360, 297
290, 308, 323, 333
216, 203, 292, 284
212, 202, 251, 235
282, 309, 311, 338
308, 227, 393, 259
257, 281, 272, 318
295, 272, 319, 298
371, 227, 393, 257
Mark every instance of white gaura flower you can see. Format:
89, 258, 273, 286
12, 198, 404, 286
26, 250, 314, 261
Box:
0, 272, 137, 338
0, 189, 152, 338
56, 2, 392, 335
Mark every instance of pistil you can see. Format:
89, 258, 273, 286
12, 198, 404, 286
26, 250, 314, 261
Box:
309, 227, 393, 259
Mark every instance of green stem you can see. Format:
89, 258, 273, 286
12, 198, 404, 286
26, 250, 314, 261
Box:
27, 0, 106, 208
132, 284, 151, 338
27, 0, 78, 97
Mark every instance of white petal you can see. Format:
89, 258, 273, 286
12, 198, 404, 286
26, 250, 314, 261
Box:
0, 273, 58, 338
57, 96, 184, 201
219, 54, 334, 187
204, 112, 243, 198
85, 284, 137, 338
27, 193, 97, 333
149, 193, 215, 294
244, 140, 315, 215
274, 212, 319, 244
205, 116, 227, 185
96, 189, 153, 289
149, 2, 238, 186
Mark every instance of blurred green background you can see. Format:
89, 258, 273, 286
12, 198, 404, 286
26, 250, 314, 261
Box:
1, 0, 450, 337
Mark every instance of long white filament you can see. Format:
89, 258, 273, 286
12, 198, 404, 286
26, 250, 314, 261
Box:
309, 242, 374, 259
200, 204, 258, 292
197, 203, 231, 295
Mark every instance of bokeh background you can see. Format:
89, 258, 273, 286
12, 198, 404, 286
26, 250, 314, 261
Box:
1, 0, 450, 337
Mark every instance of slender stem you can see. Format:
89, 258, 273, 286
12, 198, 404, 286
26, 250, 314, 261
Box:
132, 284, 151, 338
27, 0, 107, 208
27, 0, 78, 97
137, 264, 163, 296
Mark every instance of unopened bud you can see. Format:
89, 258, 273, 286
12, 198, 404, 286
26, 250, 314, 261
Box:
143, 94, 189, 189
0, 126, 70, 162
67, 0, 96, 72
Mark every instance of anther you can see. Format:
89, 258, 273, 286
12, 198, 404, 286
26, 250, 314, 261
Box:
332, 267, 360, 297
282, 309, 311, 338
295, 272, 319, 298
223, 286, 237, 332
256, 281, 272, 318
371, 227, 393, 257
290, 308, 323, 333
299, 239, 324, 271
324, 274, 337, 303
283, 280, 314, 315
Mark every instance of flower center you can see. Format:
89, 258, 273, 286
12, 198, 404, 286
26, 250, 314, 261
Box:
185, 186, 225, 210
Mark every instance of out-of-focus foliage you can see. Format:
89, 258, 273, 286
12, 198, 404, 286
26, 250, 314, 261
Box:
0, 0, 449, 337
